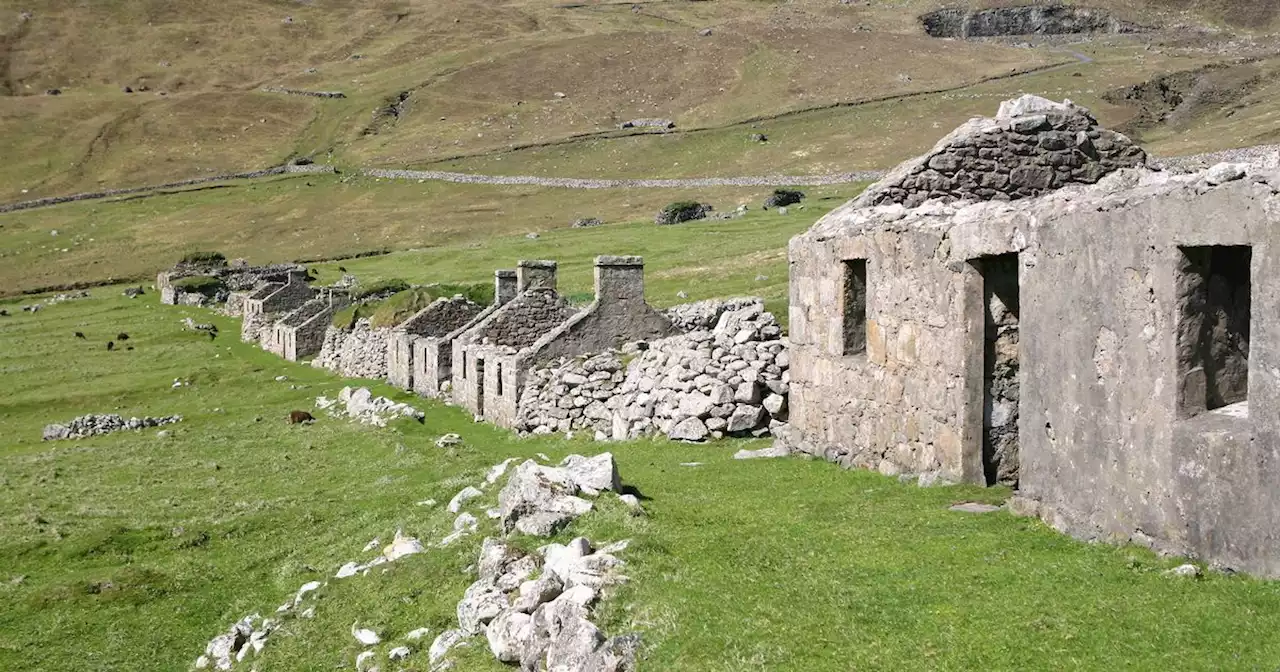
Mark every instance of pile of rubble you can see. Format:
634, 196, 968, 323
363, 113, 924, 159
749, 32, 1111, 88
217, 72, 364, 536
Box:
42, 413, 182, 441
518, 300, 789, 441
427, 452, 637, 671
316, 387, 423, 427
312, 319, 390, 379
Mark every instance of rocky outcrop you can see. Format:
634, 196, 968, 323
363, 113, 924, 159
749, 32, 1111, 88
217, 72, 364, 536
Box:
42, 414, 181, 441
855, 95, 1147, 209
517, 300, 789, 441
921, 6, 1147, 38
312, 319, 391, 379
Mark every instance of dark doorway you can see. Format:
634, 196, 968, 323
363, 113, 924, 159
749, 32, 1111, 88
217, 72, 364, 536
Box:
1176, 246, 1251, 417
475, 357, 486, 418
977, 254, 1021, 487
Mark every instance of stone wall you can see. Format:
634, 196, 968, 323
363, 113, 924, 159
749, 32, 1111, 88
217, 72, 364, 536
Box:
789, 140, 1280, 575
855, 96, 1147, 209
517, 300, 788, 440
313, 319, 391, 379
476, 289, 575, 350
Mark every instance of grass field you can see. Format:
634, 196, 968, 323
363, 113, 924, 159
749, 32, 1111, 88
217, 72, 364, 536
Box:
0, 173, 857, 299
4, 285, 1280, 670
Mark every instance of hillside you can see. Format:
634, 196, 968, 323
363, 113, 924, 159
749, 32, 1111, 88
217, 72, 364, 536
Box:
1, 0, 1277, 203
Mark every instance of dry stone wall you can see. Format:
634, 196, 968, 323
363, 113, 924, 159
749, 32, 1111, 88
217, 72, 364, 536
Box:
313, 319, 391, 379
477, 290, 575, 349
517, 300, 789, 441
855, 96, 1147, 209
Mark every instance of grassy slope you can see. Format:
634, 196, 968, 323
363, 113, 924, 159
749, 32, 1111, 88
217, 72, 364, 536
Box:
0, 173, 853, 297
3, 289, 1280, 670
5, 0, 1275, 202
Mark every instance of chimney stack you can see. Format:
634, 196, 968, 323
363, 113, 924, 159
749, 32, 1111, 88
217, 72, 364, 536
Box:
517, 260, 558, 292
494, 269, 518, 306
594, 255, 645, 303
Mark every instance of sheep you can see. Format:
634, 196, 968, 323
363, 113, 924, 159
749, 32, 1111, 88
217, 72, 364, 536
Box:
288, 410, 315, 425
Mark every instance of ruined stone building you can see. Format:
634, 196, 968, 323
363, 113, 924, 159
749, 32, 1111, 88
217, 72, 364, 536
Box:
385, 289, 492, 395
453, 257, 675, 428
158, 260, 305, 308
786, 95, 1280, 576
267, 287, 352, 361
239, 271, 315, 344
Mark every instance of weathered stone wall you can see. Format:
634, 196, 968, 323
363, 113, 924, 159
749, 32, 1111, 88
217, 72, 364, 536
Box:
476, 290, 576, 350
313, 319, 391, 379
277, 292, 351, 361
788, 224, 972, 481
790, 153, 1280, 576
517, 301, 788, 440
520, 256, 676, 367
855, 96, 1146, 209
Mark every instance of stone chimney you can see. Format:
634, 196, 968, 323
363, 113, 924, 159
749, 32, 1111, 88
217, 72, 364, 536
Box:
287, 269, 309, 285
494, 269, 518, 306
594, 255, 645, 303
517, 260, 557, 292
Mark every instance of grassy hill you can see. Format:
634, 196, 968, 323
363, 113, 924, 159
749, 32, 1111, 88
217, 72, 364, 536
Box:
4, 278, 1280, 671
2, 0, 1277, 203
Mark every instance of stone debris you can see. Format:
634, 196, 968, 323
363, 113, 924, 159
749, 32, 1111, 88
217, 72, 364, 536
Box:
42, 413, 181, 441
351, 622, 382, 646
317, 387, 424, 427
733, 444, 790, 460
855, 95, 1147, 209
436, 433, 462, 448
499, 456, 611, 537
448, 486, 484, 513
313, 318, 391, 379
517, 299, 788, 441
1165, 564, 1203, 578
195, 577, 322, 671
440, 536, 637, 672
949, 502, 1002, 514
383, 530, 426, 561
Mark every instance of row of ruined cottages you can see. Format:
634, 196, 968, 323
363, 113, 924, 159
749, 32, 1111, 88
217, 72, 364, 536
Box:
160, 256, 791, 441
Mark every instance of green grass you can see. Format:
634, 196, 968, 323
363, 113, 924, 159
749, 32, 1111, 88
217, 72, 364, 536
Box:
3, 291, 1280, 670
0, 173, 835, 297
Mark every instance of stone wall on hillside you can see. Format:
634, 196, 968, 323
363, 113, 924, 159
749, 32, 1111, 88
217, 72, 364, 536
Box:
854, 95, 1147, 209
313, 319, 391, 379
517, 299, 788, 440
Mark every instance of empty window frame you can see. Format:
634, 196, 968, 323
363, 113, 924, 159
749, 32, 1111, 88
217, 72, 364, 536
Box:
1176, 245, 1251, 417
842, 259, 868, 356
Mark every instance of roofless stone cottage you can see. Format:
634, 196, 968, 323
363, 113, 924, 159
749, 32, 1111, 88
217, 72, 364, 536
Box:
786, 95, 1280, 577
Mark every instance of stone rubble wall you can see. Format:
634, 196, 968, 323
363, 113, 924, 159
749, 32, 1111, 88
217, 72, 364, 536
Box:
855, 96, 1147, 209
517, 301, 789, 441
312, 319, 391, 379
476, 289, 575, 349
240, 309, 277, 343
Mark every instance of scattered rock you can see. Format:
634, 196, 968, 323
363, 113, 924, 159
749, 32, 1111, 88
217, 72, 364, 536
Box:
949, 502, 1002, 514
319, 387, 424, 427
1165, 563, 1202, 578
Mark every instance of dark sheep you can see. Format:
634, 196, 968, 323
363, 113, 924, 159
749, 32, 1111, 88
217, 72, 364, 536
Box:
0, 309, 8, 317
106, 341, 115, 351
116, 332, 130, 341
338, 266, 348, 273
75, 331, 86, 339
288, 410, 315, 425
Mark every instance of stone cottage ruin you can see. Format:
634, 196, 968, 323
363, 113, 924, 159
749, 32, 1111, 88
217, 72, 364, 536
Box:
239, 271, 315, 344
453, 257, 676, 428
786, 95, 1280, 576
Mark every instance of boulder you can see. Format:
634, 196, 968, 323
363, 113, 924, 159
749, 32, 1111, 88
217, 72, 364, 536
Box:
486, 610, 533, 663
668, 417, 709, 441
